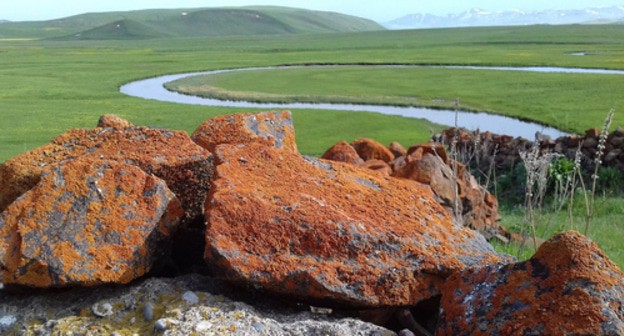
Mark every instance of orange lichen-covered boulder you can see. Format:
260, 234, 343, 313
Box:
191, 110, 297, 153
358, 159, 393, 176
204, 142, 504, 307
436, 231, 624, 335
350, 138, 395, 163
321, 141, 363, 165
393, 144, 503, 240
97, 114, 133, 129
0, 159, 183, 287
388, 141, 407, 159
0, 125, 212, 225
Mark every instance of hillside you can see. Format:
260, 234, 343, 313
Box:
0, 6, 383, 40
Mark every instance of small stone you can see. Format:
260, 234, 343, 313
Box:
154, 319, 168, 332
130, 317, 136, 324
143, 303, 154, 321
111, 332, 123, 336
154, 318, 179, 332
251, 322, 265, 332
310, 306, 333, 315
399, 329, 416, 336
195, 321, 213, 332
0, 283, 3, 290
0, 315, 17, 332
44, 320, 58, 328
92, 302, 113, 317
182, 291, 199, 305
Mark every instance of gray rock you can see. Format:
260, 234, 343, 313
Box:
0, 315, 17, 333
92, 302, 113, 317
0, 274, 395, 335
143, 302, 154, 321
181, 290, 199, 305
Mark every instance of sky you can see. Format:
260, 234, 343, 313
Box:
1, 0, 623, 23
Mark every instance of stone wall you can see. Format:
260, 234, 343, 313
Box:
433, 127, 624, 175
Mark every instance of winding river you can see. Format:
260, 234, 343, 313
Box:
120, 65, 624, 139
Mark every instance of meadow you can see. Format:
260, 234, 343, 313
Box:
1, 21, 623, 265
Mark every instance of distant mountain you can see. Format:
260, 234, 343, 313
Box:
384, 6, 624, 29
0, 6, 384, 40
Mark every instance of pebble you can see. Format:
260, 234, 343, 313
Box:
154, 319, 168, 332
143, 302, 154, 321
194, 321, 213, 332
154, 318, 179, 332
251, 322, 265, 332
44, 320, 58, 328
182, 291, 199, 305
92, 302, 113, 317
0, 315, 17, 332
398, 329, 416, 336
111, 332, 122, 336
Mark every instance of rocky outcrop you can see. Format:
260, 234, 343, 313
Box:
436, 231, 624, 335
322, 140, 504, 241
191, 110, 297, 153
204, 142, 504, 307
0, 159, 182, 287
0, 124, 212, 225
0, 274, 395, 335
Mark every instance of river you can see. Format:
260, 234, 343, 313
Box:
119, 65, 624, 139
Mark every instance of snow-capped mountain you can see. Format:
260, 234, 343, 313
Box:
384, 6, 624, 29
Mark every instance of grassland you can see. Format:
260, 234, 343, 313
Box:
0, 20, 623, 266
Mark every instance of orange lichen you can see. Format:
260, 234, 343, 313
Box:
0, 122, 211, 225
191, 110, 298, 153
350, 138, 395, 163
204, 142, 504, 307
321, 141, 364, 165
0, 158, 182, 287
437, 231, 624, 335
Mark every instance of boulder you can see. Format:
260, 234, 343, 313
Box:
406, 143, 448, 164
204, 142, 504, 307
0, 159, 183, 287
350, 138, 395, 163
191, 110, 297, 153
97, 114, 133, 129
393, 145, 503, 239
321, 141, 363, 165
388, 141, 407, 159
436, 231, 624, 335
0, 125, 212, 225
358, 159, 392, 176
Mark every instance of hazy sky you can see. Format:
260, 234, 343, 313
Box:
2, 0, 623, 22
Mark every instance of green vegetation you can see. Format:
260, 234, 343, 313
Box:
0, 14, 622, 266
167, 65, 624, 133
494, 196, 624, 266
0, 7, 383, 40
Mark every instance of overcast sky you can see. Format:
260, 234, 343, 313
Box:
2, 0, 623, 22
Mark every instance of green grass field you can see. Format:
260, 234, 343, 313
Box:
0, 19, 622, 266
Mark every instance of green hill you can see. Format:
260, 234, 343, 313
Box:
0, 6, 384, 40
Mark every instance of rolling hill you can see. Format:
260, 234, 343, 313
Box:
0, 6, 384, 40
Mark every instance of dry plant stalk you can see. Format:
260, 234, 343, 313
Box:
581, 110, 614, 235
519, 143, 558, 251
